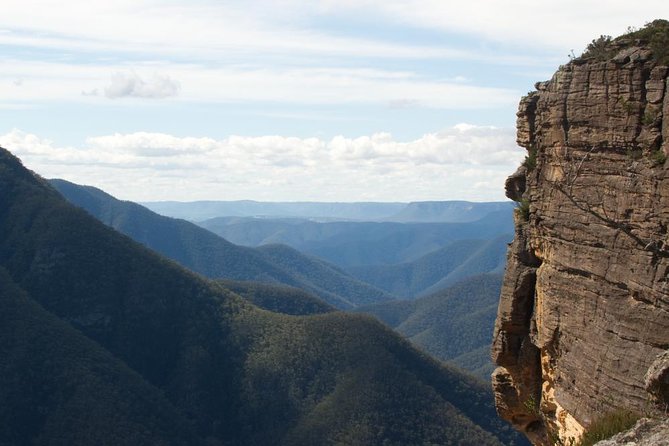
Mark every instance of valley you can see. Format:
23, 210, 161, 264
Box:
1, 147, 527, 445
3, 5, 668, 445
51, 177, 514, 382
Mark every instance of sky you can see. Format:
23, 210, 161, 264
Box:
1, 1, 666, 202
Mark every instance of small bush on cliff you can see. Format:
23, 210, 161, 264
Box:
522, 394, 540, 416
651, 149, 667, 166
581, 20, 669, 64
624, 19, 669, 65
522, 147, 537, 172
642, 108, 658, 125
515, 199, 530, 222
583, 35, 614, 61
577, 410, 641, 446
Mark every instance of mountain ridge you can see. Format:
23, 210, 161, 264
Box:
358, 273, 504, 380
200, 211, 514, 268
144, 199, 514, 223
50, 178, 393, 309
0, 147, 526, 445
347, 235, 511, 298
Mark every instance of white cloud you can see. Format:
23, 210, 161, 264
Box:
0, 126, 524, 202
0, 59, 518, 108
103, 72, 180, 99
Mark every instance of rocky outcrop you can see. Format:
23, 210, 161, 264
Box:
492, 22, 669, 445
594, 418, 669, 446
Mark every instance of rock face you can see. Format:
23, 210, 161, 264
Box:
492, 23, 669, 445
594, 418, 669, 446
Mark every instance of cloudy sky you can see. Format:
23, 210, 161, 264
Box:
1, 1, 666, 202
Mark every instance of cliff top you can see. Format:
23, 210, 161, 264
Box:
577, 19, 669, 65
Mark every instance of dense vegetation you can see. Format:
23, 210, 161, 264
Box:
217, 279, 334, 315
256, 243, 392, 307
1, 149, 527, 445
348, 236, 510, 298
0, 267, 199, 446
50, 179, 393, 309
357, 274, 504, 380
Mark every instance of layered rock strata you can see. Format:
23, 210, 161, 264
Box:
492, 30, 669, 445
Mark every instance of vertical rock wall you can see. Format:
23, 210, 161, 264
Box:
492, 37, 669, 445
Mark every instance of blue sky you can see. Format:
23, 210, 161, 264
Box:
1, 1, 666, 201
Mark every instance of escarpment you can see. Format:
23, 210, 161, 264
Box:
492, 21, 669, 445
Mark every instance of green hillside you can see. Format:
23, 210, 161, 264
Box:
0, 267, 199, 446
348, 236, 510, 298
257, 243, 392, 307
216, 280, 335, 315
1, 149, 526, 445
357, 273, 504, 380
50, 179, 394, 309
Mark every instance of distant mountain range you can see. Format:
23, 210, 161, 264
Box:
1, 147, 526, 445
143, 199, 515, 223
51, 179, 512, 382
199, 211, 514, 269
52, 179, 514, 302
50, 179, 393, 309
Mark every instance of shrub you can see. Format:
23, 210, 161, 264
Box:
651, 149, 667, 166
583, 35, 613, 61
577, 410, 641, 446
618, 19, 669, 65
516, 199, 530, 222
523, 147, 537, 172
642, 109, 657, 126
581, 20, 669, 65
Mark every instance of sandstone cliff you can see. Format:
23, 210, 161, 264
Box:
492, 21, 669, 445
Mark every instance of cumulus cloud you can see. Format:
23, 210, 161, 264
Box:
0, 126, 524, 202
104, 72, 180, 99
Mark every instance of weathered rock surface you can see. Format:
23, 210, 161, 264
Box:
594, 418, 669, 446
645, 350, 669, 406
492, 24, 669, 445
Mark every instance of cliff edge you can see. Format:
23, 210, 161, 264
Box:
492, 20, 669, 445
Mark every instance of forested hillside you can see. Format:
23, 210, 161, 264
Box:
216, 280, 335, 316
358, 273, 504, 380
1, 148, 526, 445
50, 179, 393, 309
347, 236, 510, 298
